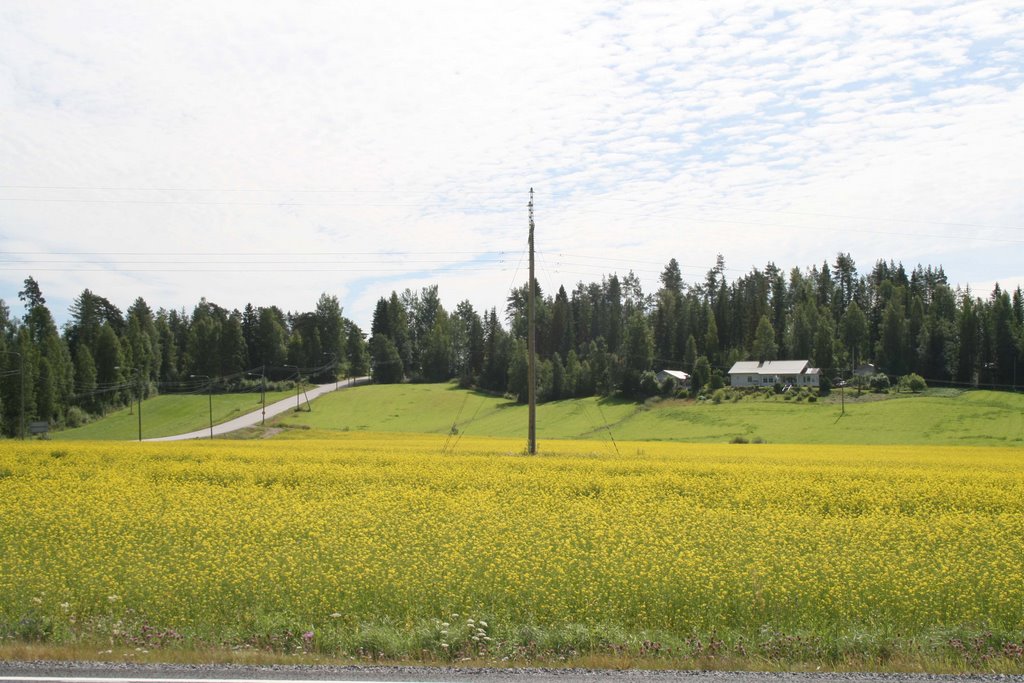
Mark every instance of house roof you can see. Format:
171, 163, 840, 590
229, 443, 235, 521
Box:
657, 369, 690, 380
728, 360, 812, 375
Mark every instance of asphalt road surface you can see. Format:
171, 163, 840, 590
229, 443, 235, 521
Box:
145, 377, 370, 441
0, 663, 1020, 683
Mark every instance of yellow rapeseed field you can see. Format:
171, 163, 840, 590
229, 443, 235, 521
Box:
0, 435, 1022, 661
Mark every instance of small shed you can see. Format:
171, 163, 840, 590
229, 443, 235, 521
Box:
853, 363, 878, 377
655, 369, 691, 388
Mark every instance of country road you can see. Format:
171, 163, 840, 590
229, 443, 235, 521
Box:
144, 377, 370, 441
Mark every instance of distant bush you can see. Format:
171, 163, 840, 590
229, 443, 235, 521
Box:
869, 373, 891, 393
901, 373, 927, 393
728, 434, 765, 444
818, 376, 832, 396
65, 406, 89, 429
639, 371, 660, 398
773, 382, 783, 394
712, 388, 726, 404
808, 395, 817, 403
708, 372, 725, 391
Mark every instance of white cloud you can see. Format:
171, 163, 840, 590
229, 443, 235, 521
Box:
1, 0, 1022, 328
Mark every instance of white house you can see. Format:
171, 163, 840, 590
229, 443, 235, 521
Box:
727, 360, 820, 388
655, 369, 690, 387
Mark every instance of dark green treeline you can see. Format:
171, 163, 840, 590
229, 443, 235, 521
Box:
0, 279, 369, 435
2, 253, 1023, 435
367, 254, 1022, 403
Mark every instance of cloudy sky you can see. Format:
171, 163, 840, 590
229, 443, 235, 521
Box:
2, 0, 1022, 330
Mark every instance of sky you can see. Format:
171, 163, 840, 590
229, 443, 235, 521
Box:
1, 0, 1022, 331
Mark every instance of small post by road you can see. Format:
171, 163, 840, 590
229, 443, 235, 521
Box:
323, 352, 338, 391
834, 377, 846, 417
137, 372, 143, 441
115, 366, 142, 441
247, 367, 266, 425
2, 350, 25, 440
283, 365, 300, 412
190, 374, 213, 439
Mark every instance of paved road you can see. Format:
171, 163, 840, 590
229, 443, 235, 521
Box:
145, 377, 370, 441
0, 662, 1020, 683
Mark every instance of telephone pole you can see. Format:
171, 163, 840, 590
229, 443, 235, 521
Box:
527, 188, 537, 455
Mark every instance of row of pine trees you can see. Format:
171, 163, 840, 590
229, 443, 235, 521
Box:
0, 278, 369, 436
367, 254, 1022, 402
2, 253, 1022, 435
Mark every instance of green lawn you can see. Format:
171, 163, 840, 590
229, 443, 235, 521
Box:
49, 382, 1024, 445
271, 383, 1024, 446
52, 389, 296, 440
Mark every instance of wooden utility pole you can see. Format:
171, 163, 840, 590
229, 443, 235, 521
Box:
527, 188, 537, 455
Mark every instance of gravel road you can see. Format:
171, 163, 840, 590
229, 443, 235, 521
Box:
144, 377, 370, 441
0, 661, 1020, 683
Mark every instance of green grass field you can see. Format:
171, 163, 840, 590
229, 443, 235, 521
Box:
269, 383, 1024, 446
52, 389, 296, 440
45, 382, 1024, 445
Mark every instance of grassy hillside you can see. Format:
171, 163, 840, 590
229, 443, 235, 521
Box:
270, 383, 1024, 446
52, 389, 296, 441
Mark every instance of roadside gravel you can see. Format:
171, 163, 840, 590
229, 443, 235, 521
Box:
1, 661, 1021, 683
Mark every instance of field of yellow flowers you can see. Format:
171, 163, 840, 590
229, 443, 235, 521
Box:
1, 435, 1022, 668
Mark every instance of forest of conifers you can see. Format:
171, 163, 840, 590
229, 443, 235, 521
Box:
1, 252, 1022, 436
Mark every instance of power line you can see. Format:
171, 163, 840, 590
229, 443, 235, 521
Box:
0, 258, 510, 266
0, 184, 532, 195
540, 251, 747, 272
0, 266, 515, 274
572, 207, 1024, 244
0, 196, 524, 208
3, 184, 1020, 232
589, 194, 1024, 232
1, 250, 508, 256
